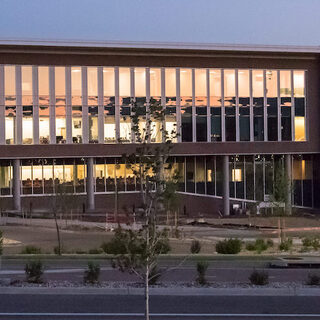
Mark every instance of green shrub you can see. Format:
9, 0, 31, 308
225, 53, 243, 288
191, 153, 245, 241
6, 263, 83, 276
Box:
84, 262, 100, 284
279, 238, 293, 251
148, 266, 161, 285
196, 260, 209, 286
190, 240, 201, 254
21, 246, 42, 254
216, 238, 242, 254
307, 273, 320, 286
155, 238, 171, 254
312, 238, 320, 250
249, 270, 269, 286
302, 237, 313, 248
301, 237, 320, 251
25, 260, 44, 283
266, 239, 274, 248
245, 239, 272, 254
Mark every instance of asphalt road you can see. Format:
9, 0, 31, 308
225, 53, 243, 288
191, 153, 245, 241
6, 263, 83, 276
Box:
0, 294, 320, 319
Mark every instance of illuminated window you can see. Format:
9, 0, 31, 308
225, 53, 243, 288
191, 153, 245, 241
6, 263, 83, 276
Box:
22, 106, 33, 144
39, 106, 49, 144
180, 69, 192, 142
232, 169, 242, 182
238, 70, 250, 141
89, 106, 98, 143
165, 68, 177, 142
5, 106, 15, 144
72, 106, 82, 143
252, 70, 264, 141
294, 117, 305, 141
134, 68, 146, 98
266, 70, 278, 141
294, 71, 305, 97
224, 70, 236, 141
294, 71, 306, 141
150, 68, 161, 100
119, 68, 131, 142
56, 106, 66, 144
280, 70, 291, 97
209, 69, 221, 142
195, 69, 207, 142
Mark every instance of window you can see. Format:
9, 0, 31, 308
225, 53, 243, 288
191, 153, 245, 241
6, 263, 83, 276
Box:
294, 71, 306, 141
89, 106, 98, 143
195, 69, 207, 142
22, 106, 33, 144
88, 67, 98, 106
209, 69, 221, 141
119, 68, 131, 142
266, 70, 278, 141
72, 106, 82, 143
180, 69, 192, 142
4, 66, 15, 105
238, 70, 250, 141
252, 70, 264, 141
39, 106, 49, 144
55, 67, 65, 105
0, 160, 12, 195
5, 106, 15, 144
150, 68, 162, 142
165, 68, 177, 142
195, 156, 205, 194
38, 67, 49, 105
224, 70, 236, 141
280, 71, 292, 141
21, 66, 32, 105
56, 106, 66, 144
103, 68, 116, 143
71, 67, 81, 105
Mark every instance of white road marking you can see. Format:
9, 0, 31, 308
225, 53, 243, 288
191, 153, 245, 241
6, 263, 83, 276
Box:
0, 313, 319, 318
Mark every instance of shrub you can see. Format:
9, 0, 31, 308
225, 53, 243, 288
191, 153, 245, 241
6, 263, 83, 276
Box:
190, 240, 201, 254
245, 239, 272, 254
266, 239, 274, 248
53, 246, 67, 254
196, 260, 209, 286
25, 260, 44, 283
249, 270, 269, 286
21, 246, 42, 254
155, 238, 171, 254
307, 273, 320, 286
216, 238, 242, 254
279, 238, 293, 251
148, 266, 161, 285
302, 237, 313, 248
312, 238, 320, 250
301, 237, 320, 251
84, 262, 100, 284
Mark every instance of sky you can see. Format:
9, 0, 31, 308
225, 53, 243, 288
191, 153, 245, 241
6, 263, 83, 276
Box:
0, 0, 319, 47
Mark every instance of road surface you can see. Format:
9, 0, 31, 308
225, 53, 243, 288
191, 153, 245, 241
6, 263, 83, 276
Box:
0, 294, 320, 319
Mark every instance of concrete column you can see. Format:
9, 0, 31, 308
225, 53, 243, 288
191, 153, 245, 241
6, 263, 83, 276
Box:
222, 155, 230, 216
13, 159, 21, 211
86, 157, 95, 211
285, 154, 292, 215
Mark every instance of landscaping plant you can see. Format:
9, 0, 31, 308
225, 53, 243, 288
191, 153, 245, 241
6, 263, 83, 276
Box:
25, 260, 44, 283
190, 240, 201, 254
84, 261, 101, 284
216, 238, 242, 254
249, 270, 269, 286
196, 260, 209, 286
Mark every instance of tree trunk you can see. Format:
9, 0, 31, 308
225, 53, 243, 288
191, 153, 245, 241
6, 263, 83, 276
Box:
145, 265, 150, 320
53, 211, 61, 255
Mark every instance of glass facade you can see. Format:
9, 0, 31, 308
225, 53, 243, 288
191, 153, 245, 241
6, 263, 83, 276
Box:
0, 65, 307, 145
0, 154, 316, 209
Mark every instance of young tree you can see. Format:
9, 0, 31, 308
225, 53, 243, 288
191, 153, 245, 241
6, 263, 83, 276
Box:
112, 99, 178, 320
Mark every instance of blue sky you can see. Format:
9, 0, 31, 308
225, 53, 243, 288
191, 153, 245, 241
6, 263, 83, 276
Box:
0, 0, 319, 46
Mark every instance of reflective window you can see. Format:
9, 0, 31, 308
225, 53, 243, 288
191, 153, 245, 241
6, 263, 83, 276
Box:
88, 67, 98, 105
21, 66, 32, 105
71, 67, 81, 105
238, 70, 250, 141
209, 69, 221, 141
195, 69, 207, 142
294, 71, 305, 141
224, 70, 236, 141
165, 68, 177, 142
72, 106, 82, 143
22, 106, 33, 144
252, 70, 264, 141
55, 67, 65, 105
180, 69, 192, 142
5, 106, 15, 144
89, 106, 98, 143
38, 66, 49, 105
119, 68, 131, 142
5, 66, 16, 105
266, 70, 278, 141
280, 71, 292, 141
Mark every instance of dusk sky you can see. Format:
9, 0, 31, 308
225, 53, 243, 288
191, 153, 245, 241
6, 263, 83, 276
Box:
0, 0, 319, 46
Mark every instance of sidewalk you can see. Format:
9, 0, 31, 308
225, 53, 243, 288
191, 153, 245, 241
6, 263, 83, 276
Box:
1, 286, 320, 296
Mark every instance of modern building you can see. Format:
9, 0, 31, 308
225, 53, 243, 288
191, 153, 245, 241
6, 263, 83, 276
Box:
0, 39, 318, 216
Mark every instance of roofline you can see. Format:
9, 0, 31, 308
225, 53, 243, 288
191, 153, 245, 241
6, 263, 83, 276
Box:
0, 38, 320, 53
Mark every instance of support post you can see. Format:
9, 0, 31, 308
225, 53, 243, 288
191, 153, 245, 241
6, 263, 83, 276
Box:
86, 157, 95, 211
285, 154, 292, 215
222, 155, 230, 216
13, 159, 21, 211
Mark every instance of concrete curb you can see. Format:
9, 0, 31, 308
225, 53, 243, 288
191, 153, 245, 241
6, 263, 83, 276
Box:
1, 286, 320, 296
